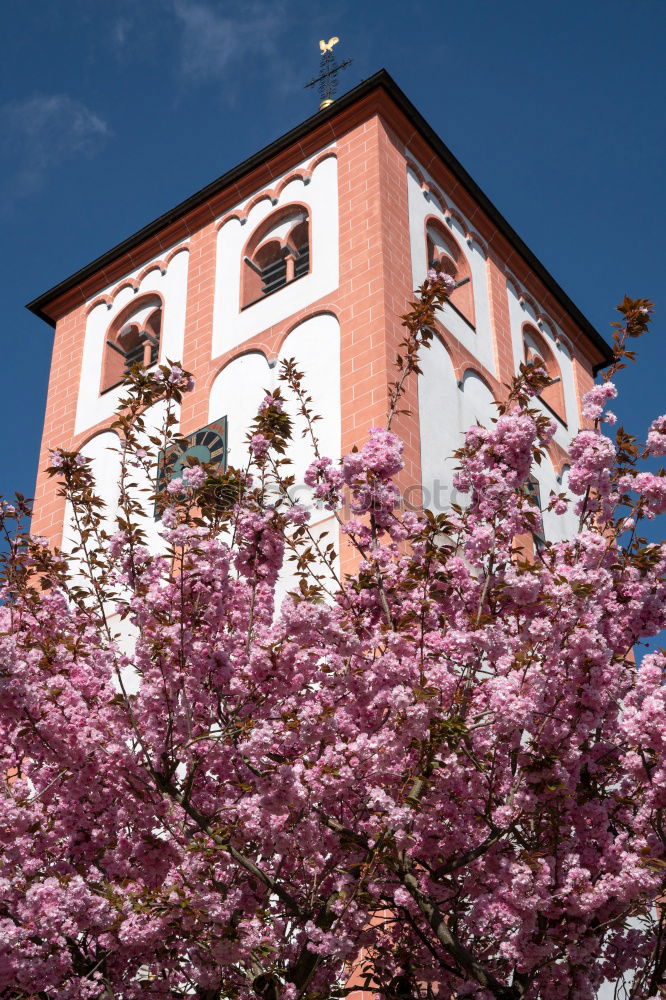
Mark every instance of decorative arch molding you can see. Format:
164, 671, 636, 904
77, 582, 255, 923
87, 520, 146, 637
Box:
86, 294, 114, 316
464, 230, 488, 256
242, 202, 310, 259
308, 149, 337, 172
112, 279, 140, 299
77, 425, 122, 454
422, 184, 447, 214
165, 244, 189, 267
506, 271, 573, 352
407, 157, 489, 266
553, 331, 573, 357
274, 170, 312, 198
136, 261, 167, 285
215, 150, 338, 233
444, 206, 466, 231
86, 245, 189, 315
519, 303, 559, 351
206, 309, 343, 394
274, 307, 341, 357
101, 291, 164, 394
206, 346, 273, 396
405, 157, 427, 188
517, 288, 541, 320
216, 211, 247, 232
507, 274, 553, 331
245, 191, 278, 217
208, 314, 341, 483
458, 366, 495, 397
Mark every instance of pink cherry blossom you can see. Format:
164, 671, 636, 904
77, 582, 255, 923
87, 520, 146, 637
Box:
1, 292, 664, 1000
646, 415, 666, 456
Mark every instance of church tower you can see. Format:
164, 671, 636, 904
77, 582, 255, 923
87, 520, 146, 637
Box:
27, 70, 612, 566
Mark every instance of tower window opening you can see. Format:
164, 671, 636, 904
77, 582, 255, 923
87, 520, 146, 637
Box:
242, 208, 311, 309
426, 222, 475, 328
523, 326, 566, 425
101, 298, 162, 394
254, 241, 288, 296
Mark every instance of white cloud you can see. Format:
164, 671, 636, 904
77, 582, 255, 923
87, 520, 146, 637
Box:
111, 17, 131, 49
0, 94, 110, 200
173, 0, 286, 85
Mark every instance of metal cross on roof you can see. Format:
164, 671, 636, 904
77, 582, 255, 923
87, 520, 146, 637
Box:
305, 37, 352, 111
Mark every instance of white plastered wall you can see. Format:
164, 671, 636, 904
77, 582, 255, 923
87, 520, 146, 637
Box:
212, 152, 339, 357
63, 400, 172, 555
61, 431, 122, 553
75, 247, 189, 436
208, 313, 341, 499
506, 278, 579, 448
419, 337, 495, 513
208, 313, 341, 605
419, 335, 579, 540
407, 166, 494, 376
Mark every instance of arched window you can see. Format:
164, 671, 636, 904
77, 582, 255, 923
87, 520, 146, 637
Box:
522, 326, 566, 424
426, 222, 474, 328
101, 295, 162, 394
523, 474, 546, 551
242, 207, 311, 308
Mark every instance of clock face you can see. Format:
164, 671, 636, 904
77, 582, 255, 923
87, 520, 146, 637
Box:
157, 416, 228, 495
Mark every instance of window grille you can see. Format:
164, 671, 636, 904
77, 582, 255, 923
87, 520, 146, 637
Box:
123, 338, 158, 373
101, 301, 162, 394
260, 255, 288, 295
293, 243, 310, 279
242, 210, 310, 308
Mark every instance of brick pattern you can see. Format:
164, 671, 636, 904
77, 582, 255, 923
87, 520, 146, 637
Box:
333, 116, 418, 572
31, 304, 87, 544
179, 222, 218, 437
486, 254, 515, 386
572, 348, 595, 429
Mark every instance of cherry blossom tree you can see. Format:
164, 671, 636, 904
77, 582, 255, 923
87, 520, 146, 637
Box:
1, 279, 665, 1000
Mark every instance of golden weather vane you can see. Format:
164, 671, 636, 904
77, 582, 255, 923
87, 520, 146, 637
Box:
305, 36, 352, 111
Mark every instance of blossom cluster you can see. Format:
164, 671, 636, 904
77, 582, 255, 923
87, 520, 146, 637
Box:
581, 381, 617, 421
1, 297, 665, 1000
646, 415, 666, 456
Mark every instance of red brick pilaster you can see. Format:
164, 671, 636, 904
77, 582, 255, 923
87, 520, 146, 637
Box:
30, 306, 87, 546
179, 224, 217, 436
486, 255, 515, 386
335, 114, 418, 571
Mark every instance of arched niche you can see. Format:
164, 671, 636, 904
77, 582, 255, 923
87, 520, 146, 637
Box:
207, 315, 341, 494
523, 324, 567, 425
277, 313, 340, 489
61, 431, 122, 554
208, 352, 271, 470
459, 369, 495, 429
426, 219, 475, 328
101, 294, 163, 394
418, 336, 460, 514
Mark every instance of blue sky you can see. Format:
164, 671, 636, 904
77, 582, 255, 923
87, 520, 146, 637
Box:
2, 0, 664, 512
